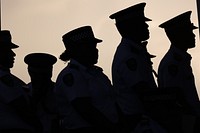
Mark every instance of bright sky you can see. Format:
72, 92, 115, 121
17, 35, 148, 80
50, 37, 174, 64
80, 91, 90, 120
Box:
2, 0, 200, 95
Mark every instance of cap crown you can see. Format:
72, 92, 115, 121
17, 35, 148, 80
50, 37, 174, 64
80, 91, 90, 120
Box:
62, 26, 102, 47
109, 2, 151, 23
0, 30, 19, 49
24, 53, 57, 68
159, 11, 197, 30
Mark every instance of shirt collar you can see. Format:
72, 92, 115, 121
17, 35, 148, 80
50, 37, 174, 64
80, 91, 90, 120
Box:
121, 38, 145, 51
69, 59, 88, 71
170, 45, 192, 61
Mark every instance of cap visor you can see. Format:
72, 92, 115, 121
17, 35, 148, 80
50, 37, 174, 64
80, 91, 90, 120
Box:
193, 26, 198, 29
95, 38, 102, 43
145, 17, 152, 21
11, 43, 19, 49
75, 38, 102, 44
150, 54, 156, 58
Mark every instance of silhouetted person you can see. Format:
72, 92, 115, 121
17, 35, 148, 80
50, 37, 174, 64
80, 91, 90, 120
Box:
24, 53, 59, 133
54, 26, 120, 133
109, 3, 157, 133
158, 11, 200, 133
0, 30, 41, 133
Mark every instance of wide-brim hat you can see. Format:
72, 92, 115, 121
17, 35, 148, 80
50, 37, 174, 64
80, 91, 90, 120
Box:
1, 30, 19, 49
109, 2, 152, 23
24, 53, 57, 69
159, 11, 198, 30
62, 26, 102, 47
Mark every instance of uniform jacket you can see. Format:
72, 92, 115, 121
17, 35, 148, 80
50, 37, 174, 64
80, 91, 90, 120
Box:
54, 59, 119, 129
0, 69, 34, 131
158, 45, 200, 116
112, 38, 157, 115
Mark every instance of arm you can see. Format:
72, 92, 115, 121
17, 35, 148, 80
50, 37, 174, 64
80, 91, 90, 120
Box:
8, 95, 43, 132
71, 97, 116, 131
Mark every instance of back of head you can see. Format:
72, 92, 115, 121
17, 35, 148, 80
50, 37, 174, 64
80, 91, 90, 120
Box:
24, 53, 57, 78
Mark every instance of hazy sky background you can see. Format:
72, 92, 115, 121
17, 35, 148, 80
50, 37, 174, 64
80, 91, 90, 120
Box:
2, 0, 200, 95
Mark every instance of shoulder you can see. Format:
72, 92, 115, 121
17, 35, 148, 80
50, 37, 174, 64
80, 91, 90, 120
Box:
61, 67, 86, 87
0, 74, 26, 87
11, 74, 26, 85
58, 64, 80, 78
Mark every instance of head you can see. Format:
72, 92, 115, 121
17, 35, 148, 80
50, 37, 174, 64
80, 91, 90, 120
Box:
159, 11, 198, 50
109, 3, 151, 42
0, 30, 19, 69
24, 53, 57, 85
60, 26, 102, 67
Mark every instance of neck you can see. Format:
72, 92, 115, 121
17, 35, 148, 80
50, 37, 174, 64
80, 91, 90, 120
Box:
172, 45, 188, 52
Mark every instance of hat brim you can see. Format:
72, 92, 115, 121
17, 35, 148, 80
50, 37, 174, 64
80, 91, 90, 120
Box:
24, 53, 57, 68
193, 25, 198, 30
95, 38, 103, 43
76, 38, 102, 44
150, 54, 156, 58
1, 42, 19, 49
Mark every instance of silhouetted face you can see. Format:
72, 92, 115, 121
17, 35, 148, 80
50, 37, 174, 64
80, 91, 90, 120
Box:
73, 42, 99, 67
0, 47, 16, 68
168, 27, 196, 49
132, 21, 150, 41
117, 20, 150, 42
181, 28, 196, 49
